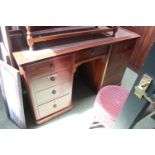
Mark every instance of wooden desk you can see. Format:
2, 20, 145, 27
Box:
13, 27, 140, 124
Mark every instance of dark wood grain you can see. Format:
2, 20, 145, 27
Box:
79, 56, 107, 91
102, 40, 137, 86
33, 27, 117, 42
123, 26, 155, 72
25, 26, 118, 50
75, 45, 108, 65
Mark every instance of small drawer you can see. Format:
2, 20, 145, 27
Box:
123, 40, 135, 51
27, 55, 73, 79
114, 40, 135, 52
34, 82, 72, 106
31, 70, 72, 92
75, 46, 108, 63
38, 94, 71, 118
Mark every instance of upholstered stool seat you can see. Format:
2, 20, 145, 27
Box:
92, 85, 129, 128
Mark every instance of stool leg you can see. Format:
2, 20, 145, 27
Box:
89, 122, 104, 129
89, 116, 104, 129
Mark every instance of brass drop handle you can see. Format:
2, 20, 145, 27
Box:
49, 63, 55, 69
53, 104, 57, 108
50, 76, 55, 81
51, 90, 56, 94
90, 49, 95, 55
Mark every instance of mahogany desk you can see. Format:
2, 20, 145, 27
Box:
13, 27, 140, 124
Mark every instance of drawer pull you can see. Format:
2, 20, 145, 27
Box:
52, 90, 56, 94
53, 104, 57, 108
50, 76, 56, 81
90, 49, 95, 55
49, 63, 55, 69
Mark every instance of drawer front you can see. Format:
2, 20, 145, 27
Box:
75, 46, 108, 63
31, 70, 72, 92
34, 82, 72, 106
27, 55, 73, 79
113, 40, 135, 53
38, 94, 71, 118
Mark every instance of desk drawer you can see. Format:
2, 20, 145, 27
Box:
31, 70, 72, 92
27, 55, 73, 79
75, 46, 108, 63
34, 82, 72, 106
38, 94, 71, 118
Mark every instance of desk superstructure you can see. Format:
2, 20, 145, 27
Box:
12, 27, 139, 124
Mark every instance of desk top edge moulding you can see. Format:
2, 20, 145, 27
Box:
13, 27, 140, 66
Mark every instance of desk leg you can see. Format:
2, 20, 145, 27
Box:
99, 45, 113, 89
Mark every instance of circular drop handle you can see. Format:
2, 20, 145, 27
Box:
52, 90, 56, 94
49, 63, 55, 69
90, 49, 95, 55
50, 76, 55, 81
53, 104, 57, 108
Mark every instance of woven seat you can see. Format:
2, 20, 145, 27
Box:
92, 85, 129, 128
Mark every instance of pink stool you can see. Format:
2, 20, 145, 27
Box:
91, 85, 129, 128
